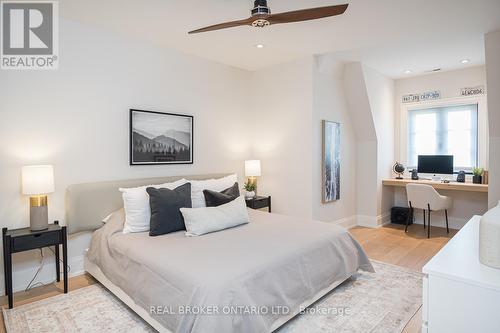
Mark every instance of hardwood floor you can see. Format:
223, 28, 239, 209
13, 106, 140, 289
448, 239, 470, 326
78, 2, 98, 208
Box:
350, 223, 458, 333
350, 223, 457, 271
0, 223, 456, 333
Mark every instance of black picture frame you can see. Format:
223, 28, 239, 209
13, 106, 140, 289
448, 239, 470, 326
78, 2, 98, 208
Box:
129, 109, 193, 165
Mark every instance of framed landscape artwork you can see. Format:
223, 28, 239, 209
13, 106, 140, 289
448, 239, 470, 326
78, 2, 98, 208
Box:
322, 120, 340, 202
130, 109, 193, 165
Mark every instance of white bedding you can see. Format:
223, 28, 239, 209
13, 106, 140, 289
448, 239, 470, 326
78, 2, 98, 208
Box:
87, 209, 373, 333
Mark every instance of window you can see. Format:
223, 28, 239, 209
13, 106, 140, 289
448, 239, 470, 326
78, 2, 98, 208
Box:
407, 104, 478, 170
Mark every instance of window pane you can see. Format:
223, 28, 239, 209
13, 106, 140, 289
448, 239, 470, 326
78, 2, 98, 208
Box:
408, 112, 436, 166
414, 113, 436, 155
447, 110, 472, 168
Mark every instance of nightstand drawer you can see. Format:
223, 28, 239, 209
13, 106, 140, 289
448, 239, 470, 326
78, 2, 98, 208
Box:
12, 231, 61, 252
246, 196, 271, 212
250, 198, 269, 209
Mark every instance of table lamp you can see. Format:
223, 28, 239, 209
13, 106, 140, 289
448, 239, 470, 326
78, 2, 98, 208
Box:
22, 165, 55, 231
245, 160, 261, 193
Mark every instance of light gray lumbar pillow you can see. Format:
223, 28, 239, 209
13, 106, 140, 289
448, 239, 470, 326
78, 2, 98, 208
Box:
180, 196, 250, 237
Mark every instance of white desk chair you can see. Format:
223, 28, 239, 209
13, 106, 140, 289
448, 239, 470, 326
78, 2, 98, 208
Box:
405, 183, 452, 238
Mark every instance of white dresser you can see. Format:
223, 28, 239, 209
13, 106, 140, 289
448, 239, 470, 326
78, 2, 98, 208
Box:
422, 216, 500, 333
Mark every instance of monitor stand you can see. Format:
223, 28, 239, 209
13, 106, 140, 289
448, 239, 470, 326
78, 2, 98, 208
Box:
431, 175, 442, 182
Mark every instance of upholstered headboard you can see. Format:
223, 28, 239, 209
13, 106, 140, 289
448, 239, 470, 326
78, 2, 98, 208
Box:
66, 174, 231, 234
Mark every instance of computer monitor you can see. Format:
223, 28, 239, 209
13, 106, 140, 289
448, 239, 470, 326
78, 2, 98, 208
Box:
417, 155, 454, 175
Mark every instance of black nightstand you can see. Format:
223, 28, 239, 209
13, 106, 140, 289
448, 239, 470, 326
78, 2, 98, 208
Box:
245, 196, 271, 213
2, 222, 67, 309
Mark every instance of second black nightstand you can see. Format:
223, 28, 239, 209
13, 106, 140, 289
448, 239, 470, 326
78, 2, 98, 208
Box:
2, 222, 67, 309
245, 196, 271, 213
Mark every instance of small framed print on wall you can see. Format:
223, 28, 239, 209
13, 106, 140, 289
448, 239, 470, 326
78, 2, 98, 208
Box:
130, 109, 193, 165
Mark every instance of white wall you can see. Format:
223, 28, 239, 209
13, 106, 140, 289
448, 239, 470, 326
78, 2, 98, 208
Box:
312, 56, 357, 226
249, 56, 360, 228
249, 57, 314, 219
0, 19, 252, 293
485, 30, 500, 208
343, 63, 378, 226
363, 66, 395, 218
343, 63, 395, 227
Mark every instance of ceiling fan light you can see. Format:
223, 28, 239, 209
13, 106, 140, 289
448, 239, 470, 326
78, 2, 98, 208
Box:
252, 19, 270, 28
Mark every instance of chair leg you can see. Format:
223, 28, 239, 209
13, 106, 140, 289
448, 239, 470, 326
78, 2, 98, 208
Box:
427, 204, 431, 238
406, 202, 413, 233
423, 209, 426, 229
445, 209, 449, 234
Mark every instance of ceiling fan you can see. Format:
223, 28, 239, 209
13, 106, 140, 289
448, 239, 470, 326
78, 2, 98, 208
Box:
188, 0, 348, 34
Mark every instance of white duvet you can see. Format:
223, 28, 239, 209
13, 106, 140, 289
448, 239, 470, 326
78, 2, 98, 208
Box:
87, 208, 373, 333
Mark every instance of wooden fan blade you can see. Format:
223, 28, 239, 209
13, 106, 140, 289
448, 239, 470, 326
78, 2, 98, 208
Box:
188, 17, 253, 34
267, 4, 348, 25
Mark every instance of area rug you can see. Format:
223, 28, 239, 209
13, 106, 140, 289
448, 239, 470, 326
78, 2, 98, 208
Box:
3, 261, 422, 333
276, 260, 422, 333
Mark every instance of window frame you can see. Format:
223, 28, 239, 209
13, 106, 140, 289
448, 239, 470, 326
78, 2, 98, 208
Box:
399, 95, 488, 173
407, 104, 479, 171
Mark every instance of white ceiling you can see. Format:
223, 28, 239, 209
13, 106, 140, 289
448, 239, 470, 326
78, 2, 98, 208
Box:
61, 0, 500, 76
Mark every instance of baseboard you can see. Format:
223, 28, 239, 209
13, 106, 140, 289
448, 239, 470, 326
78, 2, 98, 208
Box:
315, 214, 386, 229
0, 253, 85, 295
356, 212, 391, 228
331, 215, 358, 229
377, 212, 392, 227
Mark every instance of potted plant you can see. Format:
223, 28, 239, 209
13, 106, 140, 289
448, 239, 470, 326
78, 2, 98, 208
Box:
472, 167, 484, 184
243, 181, 257, 199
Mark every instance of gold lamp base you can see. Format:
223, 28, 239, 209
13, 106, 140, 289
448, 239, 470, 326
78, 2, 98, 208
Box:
30, 195, 49, 231
247, 177, 258, 196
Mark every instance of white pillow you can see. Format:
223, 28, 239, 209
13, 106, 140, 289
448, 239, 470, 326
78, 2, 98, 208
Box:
181, 196, 250, 237
190, 174, 238, 208
120, 179, 188, 234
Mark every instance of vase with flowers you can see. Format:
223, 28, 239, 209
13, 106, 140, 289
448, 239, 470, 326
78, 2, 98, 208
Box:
243, 181, 256, 199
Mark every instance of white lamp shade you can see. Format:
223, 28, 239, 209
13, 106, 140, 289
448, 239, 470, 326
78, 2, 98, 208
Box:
245, 160, 261, 177
22, 165, 55, 195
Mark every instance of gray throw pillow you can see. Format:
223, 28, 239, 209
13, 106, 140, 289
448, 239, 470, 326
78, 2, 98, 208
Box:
146, 182, 192, 236
203, 182, 240, 207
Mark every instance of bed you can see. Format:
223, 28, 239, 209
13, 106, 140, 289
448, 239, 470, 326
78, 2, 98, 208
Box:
67, 175, 373, 333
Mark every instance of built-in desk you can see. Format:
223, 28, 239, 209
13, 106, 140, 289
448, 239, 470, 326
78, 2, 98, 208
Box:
383, 178, 488, 229
382, 178, 488, 193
